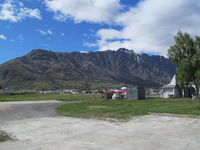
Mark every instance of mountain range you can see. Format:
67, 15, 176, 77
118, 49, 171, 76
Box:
0, 48, 176, 90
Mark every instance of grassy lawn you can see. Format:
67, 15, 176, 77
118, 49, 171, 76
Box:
0, 93, 102, 102
57, 99, 200, 120
0, 131, 11, 142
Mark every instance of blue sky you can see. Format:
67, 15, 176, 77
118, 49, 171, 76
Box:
0, 0, 200, 64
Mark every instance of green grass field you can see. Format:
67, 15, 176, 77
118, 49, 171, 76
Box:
0, 93, 102, 102
57, 99, 200, 120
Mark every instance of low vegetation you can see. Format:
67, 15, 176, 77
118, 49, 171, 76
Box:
57, 99, 200, 120
0, 131, 11, 142
0, 93, 101, 102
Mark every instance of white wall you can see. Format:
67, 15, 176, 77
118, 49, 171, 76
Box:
161, 87, 174, 98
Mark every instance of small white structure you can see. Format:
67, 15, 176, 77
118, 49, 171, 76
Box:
161, 75, 198, 98
161, 75, 178, 98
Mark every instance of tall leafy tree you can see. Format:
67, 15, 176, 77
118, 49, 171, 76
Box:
168, 31, 200, 96
194, 36, 200, 94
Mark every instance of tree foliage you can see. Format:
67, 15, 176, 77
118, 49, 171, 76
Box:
168, 31, 200, 96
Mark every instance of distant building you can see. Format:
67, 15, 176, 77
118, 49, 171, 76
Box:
161, 75, 196, 98
127, 86, 145, 100
62, 89, 79, 94
161, 75, 177, 98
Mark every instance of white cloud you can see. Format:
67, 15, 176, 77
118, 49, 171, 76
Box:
37, 29, 53, 35
47, 30, 53, 35
0, 0, 42, 22
97, 29, 122, 40
44, 0, 121, 23
89, 0, 200, 56
0, 34, 7, 40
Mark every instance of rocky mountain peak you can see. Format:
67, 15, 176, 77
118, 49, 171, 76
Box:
0, 48, 176, 90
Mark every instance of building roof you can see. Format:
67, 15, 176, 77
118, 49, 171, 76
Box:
163, 75, 176, 88
168, 75, 176, 86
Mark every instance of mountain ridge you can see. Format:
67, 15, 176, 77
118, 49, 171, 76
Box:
0, 48, 176, 90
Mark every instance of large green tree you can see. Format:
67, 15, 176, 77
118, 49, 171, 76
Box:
168, 31, 200, 97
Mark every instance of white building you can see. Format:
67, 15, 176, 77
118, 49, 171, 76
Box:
161, 75, 177, 98
161, 75, 197, 98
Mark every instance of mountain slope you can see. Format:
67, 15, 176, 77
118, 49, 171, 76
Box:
0, 48, 176, 90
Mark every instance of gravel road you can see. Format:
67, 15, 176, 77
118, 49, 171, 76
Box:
0, 101, 200, 150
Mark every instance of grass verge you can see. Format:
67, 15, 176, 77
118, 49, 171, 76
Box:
0, 93, 102, 102
0, 131, 11, 142
57, 99, 200, 120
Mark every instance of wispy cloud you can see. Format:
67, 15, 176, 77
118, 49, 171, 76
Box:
83, 42, 97, 48
37, 29, 53, 35
18, 34, 24, 40
0, 34, 7, 40
0, 0, 42, 22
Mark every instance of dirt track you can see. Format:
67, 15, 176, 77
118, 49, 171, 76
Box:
0, 101, 200, 150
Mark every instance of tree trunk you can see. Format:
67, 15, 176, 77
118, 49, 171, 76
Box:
196, 85, 199, 98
